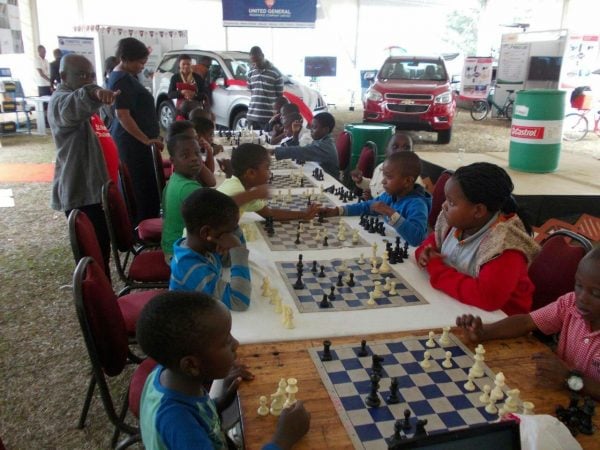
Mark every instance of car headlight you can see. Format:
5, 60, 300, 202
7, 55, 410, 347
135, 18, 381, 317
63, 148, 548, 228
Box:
366, 89, 383, 102
434, 90, 453, 104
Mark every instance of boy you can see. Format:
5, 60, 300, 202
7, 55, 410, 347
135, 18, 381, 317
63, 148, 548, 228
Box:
218, 143, 319, 221
351, 132, 413, 199
320, 151, 431, 246
170, 188, 251, 311
137, 291, 311, 449
272, 112, 339, 178
456, 246, 600, 400
269, 102, 299, 145
279, 112, 313, 147
191, 116, 220, 168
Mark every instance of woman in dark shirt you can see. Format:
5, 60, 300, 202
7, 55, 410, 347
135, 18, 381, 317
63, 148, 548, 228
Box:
108, 37, 163, 224
167, 54, 211, 109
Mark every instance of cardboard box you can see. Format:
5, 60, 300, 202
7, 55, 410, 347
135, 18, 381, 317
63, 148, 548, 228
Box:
2, 101, 16, 112
0, 121, 16, 133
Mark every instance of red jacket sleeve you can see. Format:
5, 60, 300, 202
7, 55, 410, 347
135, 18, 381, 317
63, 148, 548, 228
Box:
414, 232, 437, 261
425, 250, 529, 312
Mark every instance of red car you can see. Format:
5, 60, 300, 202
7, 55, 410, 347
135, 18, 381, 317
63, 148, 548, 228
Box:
363, 56, 456, 144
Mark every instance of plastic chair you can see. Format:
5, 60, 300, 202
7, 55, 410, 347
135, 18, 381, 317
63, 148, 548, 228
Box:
102, 181, 170, 294
532, 217, 577, 243
428, 170, 453, 229
575, 213, 600, 242
336, 131, 351, 172
118, 162, 163, 246
528, 229, 592, 311
356, 144, 375, 179
73, 256, 158, 448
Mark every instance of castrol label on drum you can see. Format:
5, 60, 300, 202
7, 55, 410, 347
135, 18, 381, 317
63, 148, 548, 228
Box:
510, 119, 562, 144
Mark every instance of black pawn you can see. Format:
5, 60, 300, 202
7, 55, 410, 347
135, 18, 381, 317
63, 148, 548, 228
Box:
402, 409, 412, 431
372, 354, 384, 376
297, 253, 304, 269
293, 271, 304, 289
357, 339, 369, 357
319, 293, 331, 308
387, 377, 401, 404
311, 260, 318, 273
321, 340, 332, 361
337, 273, 344, 287
403, 241, 409, 259
295, 232, 301, 245
347, 273, 355, 287
386, 420, 404, 447
365, 374, 381, 407
414, 419, 428, 438
328, 285, 335, 301
323, 236, 329, 246
318, 265, 326, 278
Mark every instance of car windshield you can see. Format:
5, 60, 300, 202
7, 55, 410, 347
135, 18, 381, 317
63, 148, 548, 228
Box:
223, 57, 252, 81
379, 59, 447, 81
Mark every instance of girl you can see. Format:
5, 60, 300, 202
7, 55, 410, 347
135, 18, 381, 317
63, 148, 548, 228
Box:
416, 162, 540, 315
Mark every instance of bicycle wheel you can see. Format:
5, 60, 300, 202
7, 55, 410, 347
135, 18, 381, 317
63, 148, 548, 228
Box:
470, 100, 489, 121
563, 113, 588, 141
505, 102, 513, 120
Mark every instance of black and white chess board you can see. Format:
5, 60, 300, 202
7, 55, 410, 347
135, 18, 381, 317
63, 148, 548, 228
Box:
268, 173, 316, 189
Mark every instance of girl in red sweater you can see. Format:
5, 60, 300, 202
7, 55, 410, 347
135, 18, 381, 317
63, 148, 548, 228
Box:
416, 162, 539, 315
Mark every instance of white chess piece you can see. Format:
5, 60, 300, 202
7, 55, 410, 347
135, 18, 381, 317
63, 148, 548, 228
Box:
485, 395, 498, 414
383, 277, 392, 291
470, 344, 485, 378
283, 306, 294, 329
370, 260, 379, 274
439, 326, 452, 346
284, 378, 298, 408
367, 292, 376, 306
379, 252, 391, 273
352, 229, 359, 245
522, 401, 535, 415
274, 294, 283, 313
298, 223, 305, 233
479, 384, 491, 404
257, 396, 269, 416
358, 253, 365, 264
371, 242, 378, 260
389, 281, 398, 295
420, 351, 432, 369
490, 372, 505, 401
270, 378, 287, 416
504, 388, 520, 413
373, 281, 383, 298
426, 331, 436, 348
464, 373, 476, 391
338, 260, 348, 273
261, 277, 271, 297
315, 229, 322, 242
442, 351, 453, 369
269, 287, 279, 305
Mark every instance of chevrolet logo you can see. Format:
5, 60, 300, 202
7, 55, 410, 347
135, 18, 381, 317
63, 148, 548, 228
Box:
400, 99, 415, 105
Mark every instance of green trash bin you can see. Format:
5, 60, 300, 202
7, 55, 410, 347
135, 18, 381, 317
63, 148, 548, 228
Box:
508, 89, 566, 173
344, 123, 395, 170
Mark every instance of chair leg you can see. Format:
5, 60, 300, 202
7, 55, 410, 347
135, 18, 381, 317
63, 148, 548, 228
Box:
111, 391, 131, 448
77, 374, 96, 429
115, 433, 141, 450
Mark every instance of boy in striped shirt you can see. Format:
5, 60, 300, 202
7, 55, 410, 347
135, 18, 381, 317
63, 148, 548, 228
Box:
456, 246, 600, 400
169, 188, 251, 311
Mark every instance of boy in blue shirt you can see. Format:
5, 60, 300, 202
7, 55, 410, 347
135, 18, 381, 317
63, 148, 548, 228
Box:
169, 188, 251, 311
320, 151, 431, 246
137, 291, 311, 449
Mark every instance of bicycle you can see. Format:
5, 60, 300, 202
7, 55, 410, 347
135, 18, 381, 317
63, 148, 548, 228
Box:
470, 88, 515, 121
562, 107, 600, 141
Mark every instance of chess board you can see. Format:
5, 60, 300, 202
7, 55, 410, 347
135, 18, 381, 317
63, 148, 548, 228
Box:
268, 173, 317, 189
270, 158, 298, 170
257, 216, 368, 252
276, 256, 428, 313
267, 193, 335, 211
308, 334, 512, 450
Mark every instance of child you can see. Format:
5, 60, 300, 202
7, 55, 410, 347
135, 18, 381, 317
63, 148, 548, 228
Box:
456, 246, 600, 399
218, 143, 319, 221
170, 188, 251, 311
416, 162, 540, 315
269, 101, 299, 145
137, 291, 311, 449
351, 132, 413, 199
161, 133, 213, 259
279, 112, 313, 147
272, 112, 339, 178
176, 99, 203, 121
320, 151, 431, 246
265, 95, 289, 133
191, 115, 220, 169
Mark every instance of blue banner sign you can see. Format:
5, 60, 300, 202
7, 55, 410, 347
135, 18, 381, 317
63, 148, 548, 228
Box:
222, 0, 317, 28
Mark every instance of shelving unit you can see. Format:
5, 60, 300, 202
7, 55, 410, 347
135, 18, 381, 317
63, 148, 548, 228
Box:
0, 78, 32, 136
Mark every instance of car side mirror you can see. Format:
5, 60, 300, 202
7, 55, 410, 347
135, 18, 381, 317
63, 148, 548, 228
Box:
452, 75, 461, 83
215, 77, 225, 87
364, 73, 375, 82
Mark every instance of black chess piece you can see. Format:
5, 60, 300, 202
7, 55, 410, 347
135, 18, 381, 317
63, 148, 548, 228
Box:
296, 254, 304, 269
300, 178, 304, 187
318, 265, 326, 278
293, 270, 304, 289
295, 232, 301, 245
328, 285, 335, 301
386, 377, 401, 404
414, 419, 428, 437
386, 420, 404, 447
396, 249, 404, 263
311, 260, 318, 273
319, 293, 331, 308
378, 222, 386, 236
347, 273, 355, 287
318, 212, 325, 223
336, 273, 344, 287
321, 340, 332, 361
323, 236, 329, 246
358, 339, 369, 357
371, 354, 384, 376
365, 374, 381, 407
402, 409, 412, 431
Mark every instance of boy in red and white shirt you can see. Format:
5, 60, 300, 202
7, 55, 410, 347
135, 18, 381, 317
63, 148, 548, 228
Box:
456, 246, 600, 400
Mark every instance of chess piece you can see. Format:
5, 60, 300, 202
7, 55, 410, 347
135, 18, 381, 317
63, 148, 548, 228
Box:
470, 344, 485, 378
323, 236, 329, 247
273, 294, 283, 314
439, 326, 452, 346
328, 286, 335, 301
504, 388, 520, 413
373, 281, 383, 298
319, 293, 331, 308
420, 351, 432, 369
352, 229, 359, 245
485, 395, 498, 415
257, 396, 269, 416
442, 351, 453, 369
402, 409, 412, 431
315, 229, 322, 242
490, 372, 505, 401
386, 420, 404, 447
371, 242, 378, 260
293, 270, 304, 290
311, 260, 318, 273
522, 401, 535, 415
338, 259, 348, 273
371, 354, 384, 376
296, 255, 304, 271
358, 253, 365, 264
261, 277, 271, 297
347, 273, 355, 287
336, 273, 344, 287
383, 276, 392, 291
357, 339, 368, 357
365, 374, 381, 407
367, 291, 376, 306
283, 306, 294, 329
389, 281, 398, 295
321, 340, 332, 361
425, 331, 436, 348
370, 259, 379, 274
318, 265, 326, 278
270, 379, 287, 416
386, 377, 401, 404
464, 373, 476, 391
414, 419, 428, 437
379, 252, 391, 274
284, 378, 298, 408
479, 384, 491, 404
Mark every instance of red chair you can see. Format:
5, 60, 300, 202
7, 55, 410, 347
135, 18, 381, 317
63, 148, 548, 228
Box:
428, 171, 453, 229
73, 256, 158, 448
151, 144, 167, 203
356, 144, 375, 179
118, 162, 163, 246
528, 229, 592, 311
102, 180, 170, 294
336, 130, 351, 172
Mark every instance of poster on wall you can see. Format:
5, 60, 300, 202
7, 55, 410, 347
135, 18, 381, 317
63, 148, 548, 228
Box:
0, 0, 24, 54
561, 34, 600, 89
222, 0, 317, 28
460, 57, 493, 99
58, 36, 95, 63
497, 42, 530, 84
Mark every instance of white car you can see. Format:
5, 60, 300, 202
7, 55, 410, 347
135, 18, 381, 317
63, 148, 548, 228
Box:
153, 49, 327, 130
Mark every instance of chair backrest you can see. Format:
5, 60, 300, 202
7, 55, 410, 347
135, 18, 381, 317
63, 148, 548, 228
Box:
336, 130, 351, 171
68, 209, 107, 275
118, 161, 138, 223
102, 180, 136, 252
529, 230, 592, 311
428, 170, 453, 229
151, 144, 166, 199
356, 145, 375, 178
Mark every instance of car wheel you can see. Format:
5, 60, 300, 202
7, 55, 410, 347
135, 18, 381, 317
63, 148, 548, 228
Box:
232, 110, 248, 130
159, 100, 176, 131
437, 128, 452, 144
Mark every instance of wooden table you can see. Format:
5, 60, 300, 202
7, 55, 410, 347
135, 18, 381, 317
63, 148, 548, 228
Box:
237, 330, 599, 449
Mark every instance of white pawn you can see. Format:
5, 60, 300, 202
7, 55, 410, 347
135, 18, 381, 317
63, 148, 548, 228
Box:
490, 372, 505, 401
426, 331, 436, 348
379, 252, 391, 273
358, 253, 365, 264
389, 281, 398, 295
442, 351, 453, 369
485, 396, 498, 415
261, 277, 271, 297
352, 229, 359, 245
270, 379, 287, 416
338, 260, 348, 273
504, 388, 520, 413
273, 293, 283, 313
479, 384, 491, 404
283, 306, 294, 329
367, 292, 376, 306
439, 326, 452, 346
298, 222, 305, 233
315, 229, 322, 242
373, 281, 383, 298
383, 276, 392, 291
284, 378, 298, 408
370, 260, 379, 274
464, 373, 476, 391
257, 396, 269, 416
269, 287, 279, 305
337, 230, 346, 241
522, 401, 535, 415
420, 350, 432, 369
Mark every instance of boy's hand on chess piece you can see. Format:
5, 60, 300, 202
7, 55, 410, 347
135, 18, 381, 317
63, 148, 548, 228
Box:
208, 231, 242, 254
350, 168, 363, 184
532, 352, 570, 389
417, 245, 442, 268
250, 184, 271, 201
455, 314, 485, 342
301, 203, 321, 220
217, 158, 233, 178
272, 400, 311, 450
370, 202, 395, 217
319, 207, 339, 217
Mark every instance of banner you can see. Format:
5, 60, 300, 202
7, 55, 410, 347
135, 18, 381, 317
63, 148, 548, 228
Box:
58, 36, 96, 69
222, 0, 317, 28
460, 57, 493, 99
